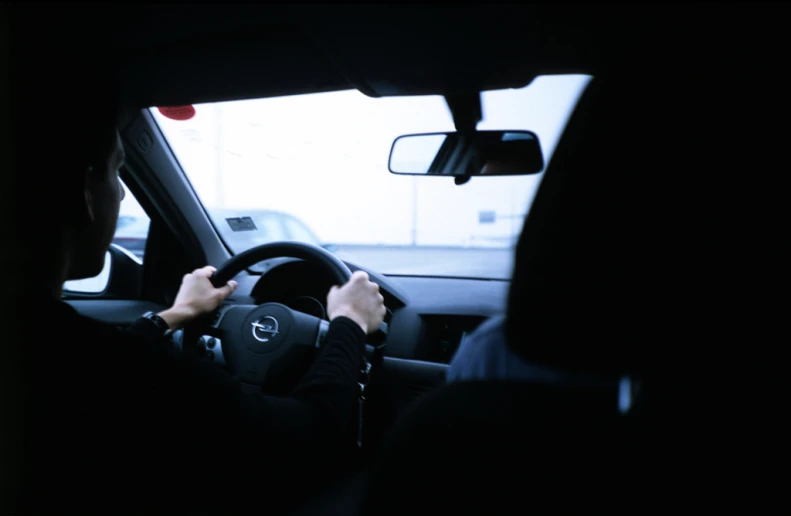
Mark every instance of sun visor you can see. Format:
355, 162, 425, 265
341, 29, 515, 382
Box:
300, 6, 542, 98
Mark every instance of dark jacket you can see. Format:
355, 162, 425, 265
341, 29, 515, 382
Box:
14, 299, 365, 513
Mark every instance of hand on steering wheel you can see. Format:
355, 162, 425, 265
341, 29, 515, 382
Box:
327, 270, 386, 335
159, 266, 239, 331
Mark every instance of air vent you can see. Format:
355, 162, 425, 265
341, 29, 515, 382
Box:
417, 315, 487, 364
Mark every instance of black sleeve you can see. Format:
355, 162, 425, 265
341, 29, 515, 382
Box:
127, 315, 169, 343
125, 314, 365, 442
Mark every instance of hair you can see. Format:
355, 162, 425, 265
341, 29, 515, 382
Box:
13, 61, 121, 201
6, 15, 123, 263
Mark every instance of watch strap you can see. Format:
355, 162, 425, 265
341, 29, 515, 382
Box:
142, 311, 172, 336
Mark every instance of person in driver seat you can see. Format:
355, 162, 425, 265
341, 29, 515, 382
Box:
4, 31, 385, 514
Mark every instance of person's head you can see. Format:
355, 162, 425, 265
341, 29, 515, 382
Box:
9, 23, 126, 290
66, 130, 127, 280
504, 76, 672, 378
480, 158, 524, 176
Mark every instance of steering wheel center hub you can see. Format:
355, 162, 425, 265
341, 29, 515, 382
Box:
242, 303, 293, 354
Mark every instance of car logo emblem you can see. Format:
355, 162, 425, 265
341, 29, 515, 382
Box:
251, 316, 280, 343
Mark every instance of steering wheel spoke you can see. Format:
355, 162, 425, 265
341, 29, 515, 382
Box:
291, 310, 331, 349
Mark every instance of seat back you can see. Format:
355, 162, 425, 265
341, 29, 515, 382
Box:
359, 380, 635, 514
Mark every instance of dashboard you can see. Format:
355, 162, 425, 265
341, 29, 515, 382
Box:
235, 257, 509, 364
250, 260, 337, 319
63, 254, 509, 421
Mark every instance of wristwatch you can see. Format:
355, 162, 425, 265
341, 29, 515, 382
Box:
142, 311, 173, 338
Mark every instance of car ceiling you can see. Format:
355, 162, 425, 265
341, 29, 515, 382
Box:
10, 4, 780, 108
17, 3, 764, 110
107, 4, 561, 107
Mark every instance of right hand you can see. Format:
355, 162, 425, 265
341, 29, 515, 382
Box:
159, 266, 238, 331
327, 271, 386, 334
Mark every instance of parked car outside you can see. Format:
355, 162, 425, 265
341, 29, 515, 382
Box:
209, 208, 335, 252
112, 210, 341, 262
112, 215, 150, 260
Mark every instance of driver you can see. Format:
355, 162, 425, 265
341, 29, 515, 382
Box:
5, 31, 385, 514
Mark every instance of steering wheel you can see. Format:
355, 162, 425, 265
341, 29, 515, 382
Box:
186, 242, 384, 386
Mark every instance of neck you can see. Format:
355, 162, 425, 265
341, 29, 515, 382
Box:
11, 247, 70, 302
51, 253, 70, 300
21, 265, 67, 301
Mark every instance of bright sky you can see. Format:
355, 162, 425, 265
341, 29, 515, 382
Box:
147, 74, 591, 247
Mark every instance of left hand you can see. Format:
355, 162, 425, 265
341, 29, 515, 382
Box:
159, 266, 238, 330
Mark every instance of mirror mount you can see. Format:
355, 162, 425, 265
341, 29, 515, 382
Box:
444, 93, 481, 186
444, 92, 482, 133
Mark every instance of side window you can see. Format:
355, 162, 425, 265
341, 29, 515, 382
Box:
63, 181, 150, 293
283, 216, 317, 245
111, 182, 150, 261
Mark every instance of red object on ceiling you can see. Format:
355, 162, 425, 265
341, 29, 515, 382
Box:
157, 105, 196, 121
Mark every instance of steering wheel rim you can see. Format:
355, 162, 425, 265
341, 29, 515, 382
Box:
191, 242, 354, 386
211, 241, 352, 288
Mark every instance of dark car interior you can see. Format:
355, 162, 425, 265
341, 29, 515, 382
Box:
2, 3, 784, 514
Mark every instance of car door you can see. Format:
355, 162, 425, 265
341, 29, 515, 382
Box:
282, 214, 321, 246
257, 212, 288, 243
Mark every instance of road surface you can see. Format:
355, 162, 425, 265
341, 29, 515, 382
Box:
333, 245, 514, 279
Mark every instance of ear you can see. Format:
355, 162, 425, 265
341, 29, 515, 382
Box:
84, 188, 95, 222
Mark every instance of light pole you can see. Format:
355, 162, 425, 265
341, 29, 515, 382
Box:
215, 104, 225, 207
411, 175, 418, 246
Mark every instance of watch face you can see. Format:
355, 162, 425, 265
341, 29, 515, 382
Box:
143, 312, 168, 333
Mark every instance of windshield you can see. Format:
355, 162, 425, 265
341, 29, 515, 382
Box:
152, 74, 591, 279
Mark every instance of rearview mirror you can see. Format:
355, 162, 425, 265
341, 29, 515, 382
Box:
388, 130, 543, 177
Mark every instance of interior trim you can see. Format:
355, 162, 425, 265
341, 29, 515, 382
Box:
121, 109, 238, 271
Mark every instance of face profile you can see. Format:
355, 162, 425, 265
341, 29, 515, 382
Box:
69, 132, 126, 281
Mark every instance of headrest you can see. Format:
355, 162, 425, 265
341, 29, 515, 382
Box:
505, 75, 701, 376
